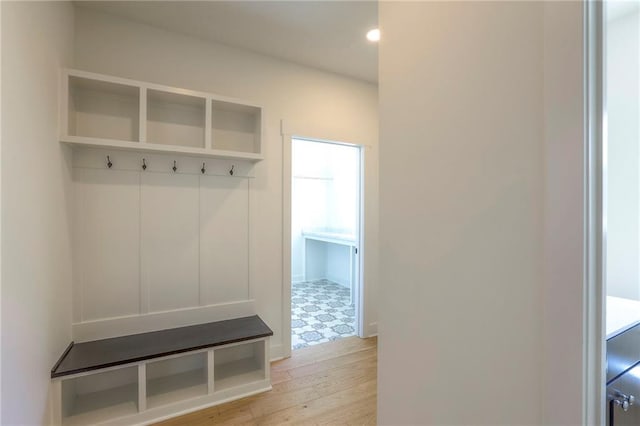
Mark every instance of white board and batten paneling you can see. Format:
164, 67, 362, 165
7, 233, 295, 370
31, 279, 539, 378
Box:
66, 69, 262, 342
73, 168, 141, 323
72, 148, 254, 341
200, 177, 250, 304
141, 172, 201, 313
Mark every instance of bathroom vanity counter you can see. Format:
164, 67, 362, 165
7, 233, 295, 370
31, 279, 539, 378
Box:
607, 296, 640, 339
302, 229, 357, 246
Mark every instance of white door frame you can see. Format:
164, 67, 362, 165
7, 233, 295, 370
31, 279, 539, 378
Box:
585, 1, 606, 424
282, 132, 366, 358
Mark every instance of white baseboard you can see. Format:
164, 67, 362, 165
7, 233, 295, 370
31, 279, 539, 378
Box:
73, 300, 256, 342
269, 343, 285, 361
326, 274, 349, 288
291, 274, 305, 284
367, 322, 378, 337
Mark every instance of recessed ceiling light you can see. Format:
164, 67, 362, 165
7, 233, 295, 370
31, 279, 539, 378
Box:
366, 28, 380, 42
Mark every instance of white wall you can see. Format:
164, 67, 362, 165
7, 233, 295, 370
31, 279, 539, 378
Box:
73, 7, 379, 356
1, 2, 75, 424
379, 2, 590, 424
379, 2, 544, 424
542, 2, 587, 424
606, 6, 640, 301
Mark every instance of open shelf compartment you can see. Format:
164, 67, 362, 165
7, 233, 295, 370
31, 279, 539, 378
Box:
146, 352, 208, 409
211, 99, 261, 154
214, 340, 266, 392
147, 89, 206, 149
61, 366, 138, 426
67, 76, 140, 142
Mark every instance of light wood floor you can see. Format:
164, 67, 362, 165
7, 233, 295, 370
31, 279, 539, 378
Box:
156, 336, 377, 425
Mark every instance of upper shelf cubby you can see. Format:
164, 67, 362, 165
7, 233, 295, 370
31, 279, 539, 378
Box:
147, 89, 206, 149
60, 69, 264, 162
67, 76, 140, 142
211, 100, 261, 154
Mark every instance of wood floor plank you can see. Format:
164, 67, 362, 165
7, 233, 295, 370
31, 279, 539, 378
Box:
248, 386, 322, 419
270, 369, 292, 385
271, 337, 376, 372
286, 349, 376, 379
154, 336, 377, 426
314, 394, 377, 425
274, 352, 376, 393
252, 378, 377, 425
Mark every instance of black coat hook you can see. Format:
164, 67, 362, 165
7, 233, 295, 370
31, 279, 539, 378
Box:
173, 160, 177, 172
201, 163, 206, 174
106, 156, 113, 169
229, 165, 234, 176
142, 158, 147, 171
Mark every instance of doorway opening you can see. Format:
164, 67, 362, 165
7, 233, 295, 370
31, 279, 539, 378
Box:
602, 1, 640, 424
290, 138, 362, 350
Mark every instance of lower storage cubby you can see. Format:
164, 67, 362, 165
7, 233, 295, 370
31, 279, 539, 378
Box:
61, 367, 138, 426
214, 340, 266, 392
146, 352, 208, 409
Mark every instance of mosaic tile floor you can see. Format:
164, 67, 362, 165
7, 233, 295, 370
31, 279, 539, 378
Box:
291, 279, 356, 350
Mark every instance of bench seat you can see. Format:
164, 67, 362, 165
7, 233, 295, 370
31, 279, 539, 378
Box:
52, 315, 273, 378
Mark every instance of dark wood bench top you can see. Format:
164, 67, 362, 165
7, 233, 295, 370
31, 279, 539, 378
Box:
51, 315, 273, 378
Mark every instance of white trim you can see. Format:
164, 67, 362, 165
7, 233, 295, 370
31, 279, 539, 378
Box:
269, 343, 284, 362
584, 1, 606, 424
356, 143, 366, 338
72, 300, 256, 342
61, 136, 264, 162
367, 322, 378, 337
281, 123, 293, 359
282, 132, 367, 356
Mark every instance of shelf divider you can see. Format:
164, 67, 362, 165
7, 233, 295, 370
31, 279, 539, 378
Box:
207, 350, 215, 394
138, 364, 147, 412
205, 98, 213, 150
139, 87, 147, 143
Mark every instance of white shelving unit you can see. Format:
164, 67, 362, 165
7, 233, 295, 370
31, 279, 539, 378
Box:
214, 340, 266, 392
61, 69, 264, 162
52, 337, 271, 426
60, 367, 139, 426
147, 89, 206, 149
145, 352, 208, 410
67, 75, 140, 142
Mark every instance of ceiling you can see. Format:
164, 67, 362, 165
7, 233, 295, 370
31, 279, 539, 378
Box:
75, 1, 378, 83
